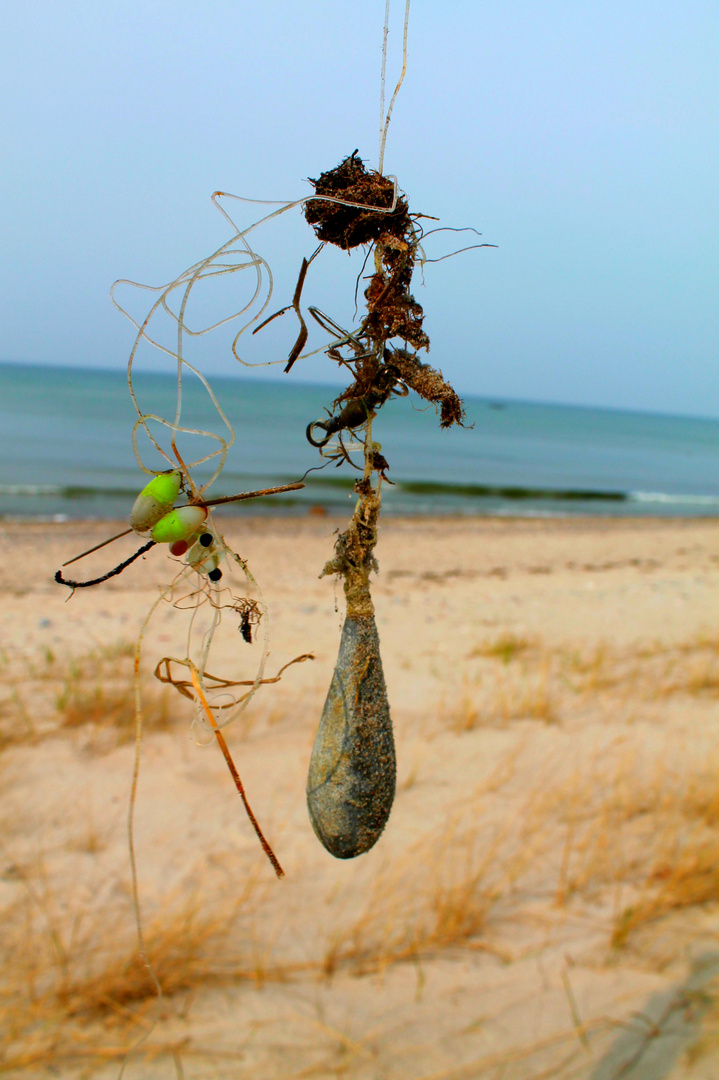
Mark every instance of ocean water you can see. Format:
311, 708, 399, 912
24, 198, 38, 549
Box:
0, 361, 717, 520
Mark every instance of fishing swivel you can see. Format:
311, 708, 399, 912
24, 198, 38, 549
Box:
306, 364, 408, 448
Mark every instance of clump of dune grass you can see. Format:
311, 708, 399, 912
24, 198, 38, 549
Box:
0, 640, 177, 751
611, 834, 719, 948
0, 642, 60, 746
0, 859, 277, 1074
492, 654, 556, 723
444, 629, 718, 735
442, 651, 556, 731
561, 630, 718, 701
54, 639, 175, 745
4, 754, 547, 1074
468, 631, 535, 664
55, 672, 172, 745
550, 747, 719, 954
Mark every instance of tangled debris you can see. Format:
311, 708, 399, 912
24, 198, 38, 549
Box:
272, 152, 475, 860
305, 151, 429, 354
302, 152, 466, 440
304, 150, 406, 250
385, 348, 465, 429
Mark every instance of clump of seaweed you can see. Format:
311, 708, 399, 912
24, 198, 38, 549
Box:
304, 152, 403, 250
302, 152, 466, 427
305, 153, 428, 350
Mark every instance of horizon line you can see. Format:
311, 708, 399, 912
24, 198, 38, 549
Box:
1, 356, 717, 425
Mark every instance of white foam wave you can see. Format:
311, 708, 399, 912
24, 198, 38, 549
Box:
630, 491, 719, 506
0, 484, 62, 496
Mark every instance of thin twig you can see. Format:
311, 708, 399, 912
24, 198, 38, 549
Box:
188, 662, 285, 878
55, 541, 156, 589
62, 528, 134, 567
200, 481, 304, 508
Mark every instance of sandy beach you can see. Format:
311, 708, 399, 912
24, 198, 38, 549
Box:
1, 513, 717, 1078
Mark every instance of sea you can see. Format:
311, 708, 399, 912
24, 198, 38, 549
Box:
0, 361, 717, 520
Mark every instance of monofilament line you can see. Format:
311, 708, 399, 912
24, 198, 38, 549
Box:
378, 0, 411, 175
378, 0, 391, 162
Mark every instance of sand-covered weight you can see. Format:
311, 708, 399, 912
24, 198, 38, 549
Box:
307, 613, 396, 859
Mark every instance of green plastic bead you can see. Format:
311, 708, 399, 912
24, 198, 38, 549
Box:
130, 470, 182, 532
151, 505, 207, 544
141, 471, 182, 505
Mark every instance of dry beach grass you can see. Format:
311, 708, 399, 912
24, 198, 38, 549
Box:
0, 514, 717, 1078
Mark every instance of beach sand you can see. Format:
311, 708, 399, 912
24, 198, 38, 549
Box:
1, 514, 717, 1078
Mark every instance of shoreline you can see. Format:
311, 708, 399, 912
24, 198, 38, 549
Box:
3, 494, 718, 523
8, 511, 719, 529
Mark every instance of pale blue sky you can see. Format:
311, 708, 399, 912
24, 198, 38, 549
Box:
1, 1, 716, 416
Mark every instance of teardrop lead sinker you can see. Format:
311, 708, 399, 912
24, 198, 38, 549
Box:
307, 614, 396, 859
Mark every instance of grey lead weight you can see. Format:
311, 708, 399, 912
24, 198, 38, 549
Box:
307, 614, 396, 859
